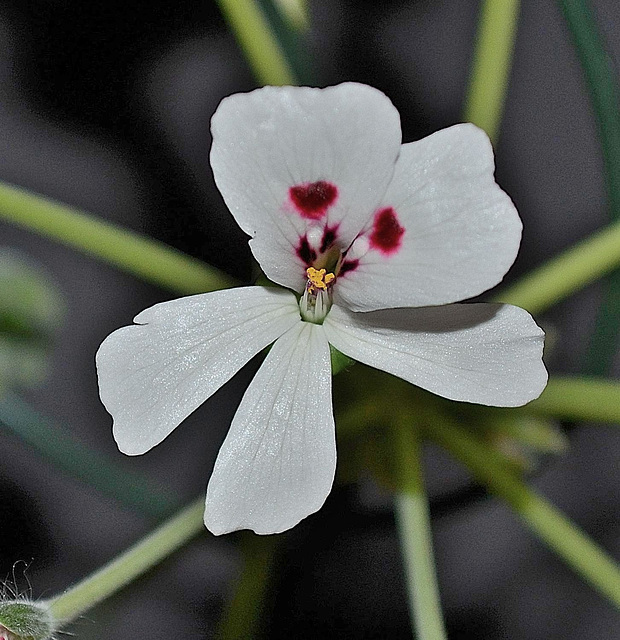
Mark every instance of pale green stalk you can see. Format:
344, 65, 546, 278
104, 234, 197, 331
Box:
463, 0, 520, 143
525, 375, 620, 423
0, 391, 182, 519
559, 0, 620, 374
394, 420, 447, 640
215, 534, 279, 640
480, 411, 568, 455
216, 0, 296, 85
272, 0, 310, 31
47, 498, 205, 624
494, 219, 620, 313
0, 181, 236, 295
427, 414, 620, 608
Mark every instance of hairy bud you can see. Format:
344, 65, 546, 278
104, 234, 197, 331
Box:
0, 601, 55, 640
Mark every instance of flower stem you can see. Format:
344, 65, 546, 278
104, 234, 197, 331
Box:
393, 419, 447, 640
427, 414, 620, 608
46, 497, 205, 624
463, 0, 520, 144
0, 181, 237, 295
524, 375, 620, 424
493, 219, 620, 314
271, 0, 310, 32
216, 0, 297, 86
215, 534, 279, 640
560, 0, 620, 375
0, 391, 182, 520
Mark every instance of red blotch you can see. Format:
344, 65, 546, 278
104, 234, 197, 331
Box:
290, 181, 338, 220
369, 207, 405, 255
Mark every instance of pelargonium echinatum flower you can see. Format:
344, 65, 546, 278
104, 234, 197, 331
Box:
96, 83, 547, 535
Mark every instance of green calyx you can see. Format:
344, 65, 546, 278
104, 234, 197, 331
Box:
0, 601, 55, 640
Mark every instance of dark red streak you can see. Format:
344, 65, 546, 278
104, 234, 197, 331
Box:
339, 259, 359, 275
320, 226, 338, 253
296, 236, 317, 266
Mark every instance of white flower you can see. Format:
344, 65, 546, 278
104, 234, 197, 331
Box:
96, 83, 547, 535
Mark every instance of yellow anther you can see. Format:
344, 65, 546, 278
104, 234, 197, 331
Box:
306, 267, 335, 292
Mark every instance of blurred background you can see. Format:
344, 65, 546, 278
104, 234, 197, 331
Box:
0, 1, 619, 638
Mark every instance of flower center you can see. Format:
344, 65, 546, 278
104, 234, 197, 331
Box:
299, 267, 336, 324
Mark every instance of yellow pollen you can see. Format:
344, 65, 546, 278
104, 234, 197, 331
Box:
306, 267, 335, 292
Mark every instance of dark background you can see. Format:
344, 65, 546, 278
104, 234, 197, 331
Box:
0, 1, 619, 638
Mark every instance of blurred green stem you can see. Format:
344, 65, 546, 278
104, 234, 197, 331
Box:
271, 0, 310, 31
0, 391, 182, 519
47, 498, 205, 624
560, 0, 620, 374
494, 219, 620, 314
0, 181, 237, 295
216, 0, 297, 85
463, 0, 520, 143
394, 420, 447, 640
525, 375, 620, 423
215, 534, 279, 640
427, 412, 620, 608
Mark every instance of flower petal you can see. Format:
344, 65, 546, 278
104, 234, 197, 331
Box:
96, 287, 300, 455
336, 124, 522, 311
204, 322, 334, 535
324, 303, 547, 407
210, 83, 402, 292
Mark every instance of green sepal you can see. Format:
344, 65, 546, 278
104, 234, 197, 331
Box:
330, 345, 354, 376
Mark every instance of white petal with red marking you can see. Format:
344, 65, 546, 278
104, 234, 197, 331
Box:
205, 322, 335, 535
96, 287, 300, 455
210, 83, 402, 292
324, 303, 547, 407
335, 124, 522, 311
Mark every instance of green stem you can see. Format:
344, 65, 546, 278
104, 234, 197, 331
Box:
479, 411, 568, 455
393, 419, 447, 640
0, 392, 182, 519
216, 0, 297, 86
463, 0, 520, 143
0, 181, 237, 295
525, 375, 620, 424
427, 414, 620, 608
47, 497, 205, 624
494, 219, 620, 314
560, 0, 620, 374
215, 534, 278, 640
559, 0, 620, 236
258, 0, 314, 85
271, 0, 310, 31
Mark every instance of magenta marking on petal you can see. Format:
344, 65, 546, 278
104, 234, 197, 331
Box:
339, 259, 359, 275
296, 235, 317, 266
289, 181, 338, 220
369, 207, 405, 255
320, 225, 339, 253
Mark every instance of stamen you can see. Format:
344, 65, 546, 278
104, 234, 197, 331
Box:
300, 267, 336, 324
306, 267, 335, 293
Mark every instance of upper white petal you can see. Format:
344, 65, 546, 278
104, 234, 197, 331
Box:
205, 322, 335, 535
210, 83, 402, 292
336, 124, 522, 311
323, 303, 547, 407
96, 286, 300, 455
